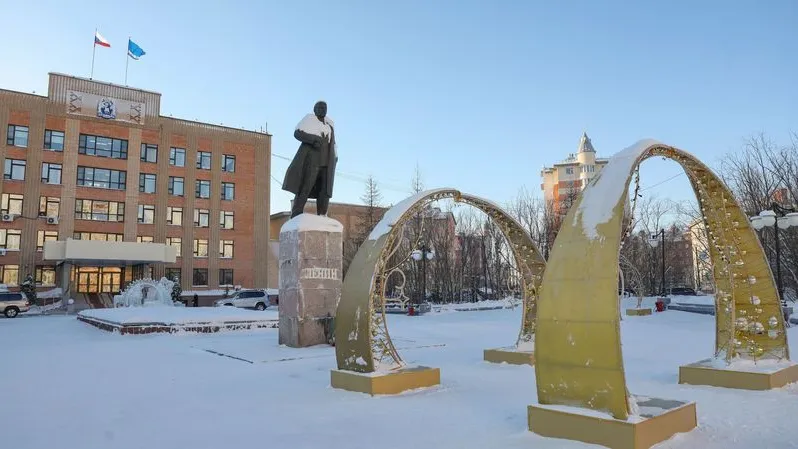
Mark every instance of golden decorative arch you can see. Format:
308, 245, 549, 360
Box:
535, 140, 790, 420
335, 188, 546, 373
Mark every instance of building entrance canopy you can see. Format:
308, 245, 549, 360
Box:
43, 239, 177, 266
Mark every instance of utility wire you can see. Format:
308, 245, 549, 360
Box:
639, 172, 685, 192
271, 152, 411, 193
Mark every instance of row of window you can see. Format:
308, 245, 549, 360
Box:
0, 227, 234, 258
7, 126, 237, 172
0, 193, 235, 229
4, 160, 236, 199
0, 265, 56, 287
0, 264, 235, 289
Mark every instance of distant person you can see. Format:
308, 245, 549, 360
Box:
193, 293, 199, 307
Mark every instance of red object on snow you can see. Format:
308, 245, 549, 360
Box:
408, 306, 415, 316
655, 299, 666, 312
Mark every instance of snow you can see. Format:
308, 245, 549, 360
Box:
5, 305, 798, 448
698, 357, 796, 373
296, 112, 334, 141
574, 139, 661, 240
280, 213, 343, 234
368, 188, 454, 240
38, 287, 62, 299
78, 307, 278, 325
534, 402, 645, 423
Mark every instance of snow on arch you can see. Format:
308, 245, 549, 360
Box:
573, 139, 661, 240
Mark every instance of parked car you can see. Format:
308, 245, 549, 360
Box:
668, 287, 697, 296
214, 290, 269, 310
0, 292, 31, 318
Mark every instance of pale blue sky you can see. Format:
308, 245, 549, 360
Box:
2, 0, 797, 214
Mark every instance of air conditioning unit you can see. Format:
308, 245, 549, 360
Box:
1, 214, 15, 222
46, 216, 59, 225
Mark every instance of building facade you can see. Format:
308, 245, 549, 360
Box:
540, 132, 609, 207
0, 73, 271, 296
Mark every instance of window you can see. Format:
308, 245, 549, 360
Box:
37, 230, 58, 251
0, 229, 22, 250
35, 266, 56, 286
73, 232, 123, 241
4, 159, 26, 180
196, 151, 211, 170
565, 167, 574, 175
192, 268, 208, 286
74, 199, 125, 222
1, 193, 23, 215
41, 162, 62, 184
137, 236, 154, 243
222, 155, 236, 172
195, 180, 210, 198
220, 211, 234, 229
138, 205, 155, 224
44, 130, 64, 151
168, 176, 184, 196
0, 265, 19, 286
140, 143, 158, 163
77, 166, 126, 190
193, 239, 208, 257
193, 209, 209, 227
139, 173, 156, 193
167, 207, 183, 225
220, 240, 234, 258
169, 147, 186, 167
39, 196, 60, 217
165, 267, 181, 281
166, 237, 182, 257
219, 269, 234, 286
78, 134, 128, 159
7, 125, 29, 147
221, 182, 235, 201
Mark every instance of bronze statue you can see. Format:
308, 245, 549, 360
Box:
282, 101, 338, 218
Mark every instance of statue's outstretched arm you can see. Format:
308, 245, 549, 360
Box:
294, 129, 320, 147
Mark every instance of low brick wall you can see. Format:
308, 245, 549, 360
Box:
78, 315, 278, 335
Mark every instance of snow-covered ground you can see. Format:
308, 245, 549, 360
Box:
79, 306, 278, 325
3, 300, 798, 448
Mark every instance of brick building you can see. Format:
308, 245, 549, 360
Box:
540, 132, 609, 209
0, 73, 271, 300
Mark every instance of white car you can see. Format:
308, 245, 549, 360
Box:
214, 290, 269, 311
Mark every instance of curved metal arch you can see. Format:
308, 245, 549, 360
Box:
535, 140, 790, 420
334, 188, 546, 373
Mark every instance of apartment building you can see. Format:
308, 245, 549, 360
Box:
540, 132, 609, 207
0, 73, 271, 297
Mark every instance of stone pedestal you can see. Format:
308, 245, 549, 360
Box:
278, 214, 343, 348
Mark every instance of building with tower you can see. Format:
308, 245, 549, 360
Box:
540, 132, 609, 209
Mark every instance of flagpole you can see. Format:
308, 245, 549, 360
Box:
124, 37, 130, 85
90, 28, 97, 79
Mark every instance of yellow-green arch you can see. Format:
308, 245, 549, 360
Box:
335, 188, 546, 373
535, 140, 790, 420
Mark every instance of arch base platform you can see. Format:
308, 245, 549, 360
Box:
679, 359, 798, 390
483, 347, 535, 366
528, 396, 697, 449
330, 366, 440, 395
626, 308, 652, 316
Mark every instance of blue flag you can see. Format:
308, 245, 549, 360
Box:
128, 39, 146, 60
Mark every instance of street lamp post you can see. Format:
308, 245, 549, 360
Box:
749, 202, 798, 307
411, 243, 435, 307
649, 229, 666, 295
